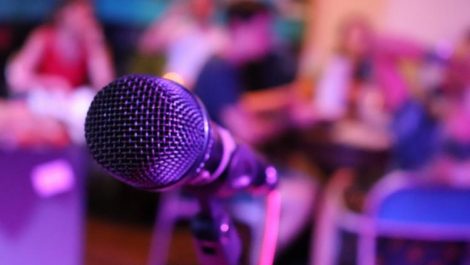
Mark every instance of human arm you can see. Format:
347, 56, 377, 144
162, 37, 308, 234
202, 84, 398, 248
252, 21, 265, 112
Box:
81, 19, 114, 89
6, 27, 72, 93
138, 3, 185, 54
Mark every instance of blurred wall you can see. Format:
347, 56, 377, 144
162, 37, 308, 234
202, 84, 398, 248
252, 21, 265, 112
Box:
308, 0, 470, 67
382, 0, 470, 47
308, 0, 385, 66
0, 0, 167, 24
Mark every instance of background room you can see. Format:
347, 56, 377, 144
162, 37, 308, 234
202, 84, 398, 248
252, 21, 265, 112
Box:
0, 0, 469, 265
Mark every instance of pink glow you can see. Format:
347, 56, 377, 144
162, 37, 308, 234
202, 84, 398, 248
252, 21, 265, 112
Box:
258, 190, 281, 265
31, 159, 75, 198
265, 166, 278, 186
220, 223, 230, 233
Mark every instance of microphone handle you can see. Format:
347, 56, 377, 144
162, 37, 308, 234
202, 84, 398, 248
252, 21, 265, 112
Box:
225, 144, 278, 194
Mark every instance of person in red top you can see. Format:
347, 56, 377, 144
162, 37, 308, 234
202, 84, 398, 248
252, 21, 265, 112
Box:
35, 27, 89, 89
1, 0, 114, 147
7, 0, 114, 92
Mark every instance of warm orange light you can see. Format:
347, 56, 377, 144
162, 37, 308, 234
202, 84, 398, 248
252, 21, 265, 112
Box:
162, 72, 185, 86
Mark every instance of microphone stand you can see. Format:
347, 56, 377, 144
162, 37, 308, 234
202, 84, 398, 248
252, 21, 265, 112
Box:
190, 196, 242, 265
188, 162, 281, 265
190, 189, 281, 265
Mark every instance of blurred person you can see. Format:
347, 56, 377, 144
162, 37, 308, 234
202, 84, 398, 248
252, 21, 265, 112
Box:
294, 17, 406, 180
301, 24, 427, 262
312, 16, 426, 121
361, 33, 470, 265
293, 16, 432, 180
138, 0, 227, 88
192, 2, 314, 264
4, 0, 114, 147
422, 30, 470, 183
437, 29, 470, 136
315, 23, 470, 265
194, 1, 298, 145
7, 0, 113, 92
311, 18, 433, 265
312, 22, 470, 265
393, 30, 470, 170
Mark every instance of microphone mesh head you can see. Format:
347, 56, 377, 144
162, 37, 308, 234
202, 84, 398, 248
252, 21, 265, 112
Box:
85, 75, 209, 190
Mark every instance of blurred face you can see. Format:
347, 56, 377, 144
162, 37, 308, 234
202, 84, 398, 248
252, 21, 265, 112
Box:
57, 2, 95, 34
230, 14, 272, 63
190, 0, 214, 22
341, 21, 373, 57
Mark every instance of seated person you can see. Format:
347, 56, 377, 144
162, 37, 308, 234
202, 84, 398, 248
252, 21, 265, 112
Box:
193, 1, 297, 146
193, 4, 315, 264
138, 0, 227, 89
423, 30, 470, 184
4, 0, 114, 147
394, 29, 470, 171
7, 0, 113, 93
296, 17, 431, 180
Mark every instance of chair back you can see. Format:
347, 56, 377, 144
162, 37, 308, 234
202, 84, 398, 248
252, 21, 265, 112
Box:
359, 171, 470, 265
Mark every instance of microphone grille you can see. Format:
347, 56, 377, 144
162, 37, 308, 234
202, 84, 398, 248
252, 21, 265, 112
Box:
85, 75, 209, 190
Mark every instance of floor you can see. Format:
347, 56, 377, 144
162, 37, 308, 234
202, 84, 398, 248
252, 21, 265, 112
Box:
85, 217, 197, 265
85, 216, 310, 265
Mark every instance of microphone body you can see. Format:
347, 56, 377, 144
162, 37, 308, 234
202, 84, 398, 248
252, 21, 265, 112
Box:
84, 74, 277, 194
84, 75, 280, 265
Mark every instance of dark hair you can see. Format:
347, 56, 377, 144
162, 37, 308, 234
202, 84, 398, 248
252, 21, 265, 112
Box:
48, 0, 92, 25
226, 1, 272, 24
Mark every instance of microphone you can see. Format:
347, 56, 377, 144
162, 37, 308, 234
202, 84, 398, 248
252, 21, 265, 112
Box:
84, 74, 277, 193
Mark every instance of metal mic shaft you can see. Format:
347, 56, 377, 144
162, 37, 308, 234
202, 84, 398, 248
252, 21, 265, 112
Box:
84, 74, 277, 193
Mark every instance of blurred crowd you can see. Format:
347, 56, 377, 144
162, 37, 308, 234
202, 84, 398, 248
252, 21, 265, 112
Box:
0, 0, 470, 263
0, 0, 468, 175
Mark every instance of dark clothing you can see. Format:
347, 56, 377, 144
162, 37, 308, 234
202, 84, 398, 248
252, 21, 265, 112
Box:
194, 49, 297, 125
445, 140, 470, 161
391, 100, 441, 170
240, 50, 297, 92
193, 56, 240, 125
